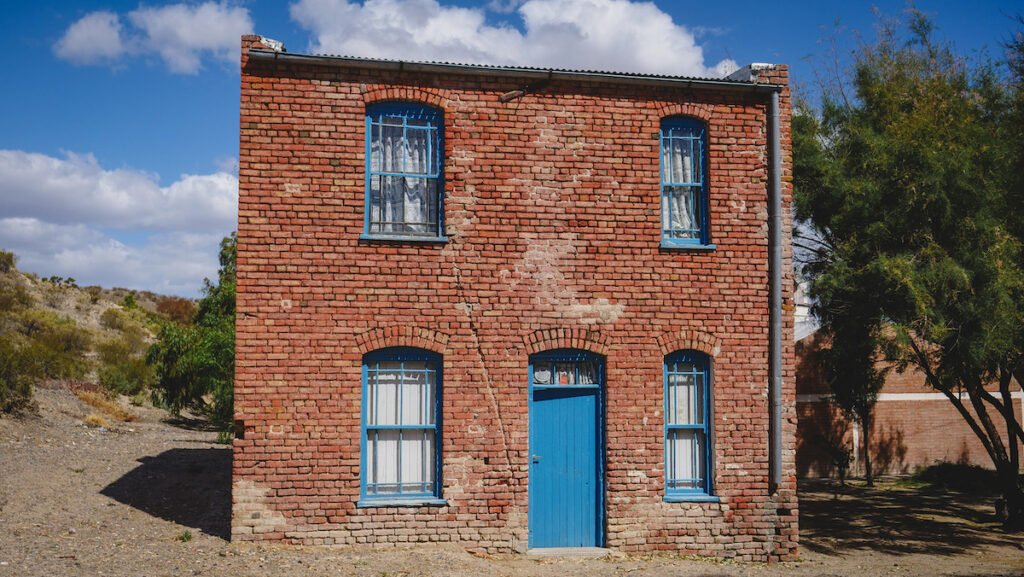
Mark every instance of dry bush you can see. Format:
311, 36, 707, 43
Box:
0, 250, 15, 274
156, 297, 196, 325
82, 413, 110, 428
75, 390, 138, 423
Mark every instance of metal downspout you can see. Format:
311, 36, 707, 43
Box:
768, 91, 783, 493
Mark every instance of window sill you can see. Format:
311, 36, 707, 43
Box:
357, 498, 448, 508
660, 240, 716, 251
664, 494, 720, 503
359, 234, 449, 244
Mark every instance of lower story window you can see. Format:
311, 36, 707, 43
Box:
665, 350, 712, 497
362, 348, 441, 501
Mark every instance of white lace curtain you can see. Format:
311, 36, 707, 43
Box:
366, 361, 437, 494
370, 120, 436, 234
662, 133, 701, 238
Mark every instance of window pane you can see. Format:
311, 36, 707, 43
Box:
381, 122, 404, 173
400, 361, 429, 425
400, 429, 435, 493
405, 126, 431, 176
369, 429, 400, 493
578, 361, 598, 385
533, 362, 552, 385
668, 370, 703, 425
669, 137, 693, 184
554, 363, 575, 385
664, 186, 698, 238
369, 362, 401, 425
370, 122, 382, 173
668, 429, 705, 490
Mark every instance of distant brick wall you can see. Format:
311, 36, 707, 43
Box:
234, 35, 797, 561
795, 334, 1024, 477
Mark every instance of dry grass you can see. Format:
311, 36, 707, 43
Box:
82, 413, 110, 428
75, 390, 138, 422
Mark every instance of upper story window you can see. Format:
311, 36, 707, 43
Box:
360, 347, 443, 505
364, 103, 444, 240
660, 118, 710, 248
664, 350, 715, 500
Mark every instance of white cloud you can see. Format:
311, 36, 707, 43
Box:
0, 219, 223, 296
53, 11, 126, 65
0, 150, 237, 297
0, 150, 237, 232
54, 2, 253, 74
290, 0, 737, 77
128, 2, 253, 74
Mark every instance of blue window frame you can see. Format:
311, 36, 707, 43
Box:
360, 347, 443, 505
364, 102, 445, 240
660, 118, 710, 247
664, 350, 715, 500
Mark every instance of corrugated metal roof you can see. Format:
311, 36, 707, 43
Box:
246, 47, 782, 92
308, 52, 747, 84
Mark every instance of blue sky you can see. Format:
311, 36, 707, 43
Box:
0, 0, 1018, 297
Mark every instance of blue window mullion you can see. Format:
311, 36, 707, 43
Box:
361, 347, 443, 504
660, 118, 708, 245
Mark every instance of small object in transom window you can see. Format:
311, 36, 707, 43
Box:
534, 367, 551, 385
556, 363, 574, 385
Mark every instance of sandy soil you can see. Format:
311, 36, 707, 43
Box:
1, 386, 1022, 577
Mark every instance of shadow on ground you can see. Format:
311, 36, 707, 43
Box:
101, 448, 231, 540
799, 478, 1023, 557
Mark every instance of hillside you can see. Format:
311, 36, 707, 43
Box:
0, 249, 195, 418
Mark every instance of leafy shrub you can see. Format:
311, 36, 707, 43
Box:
150, 233, 235, 430
14, 310, 91, 381
99, 307, 128, 331
913, 463, 999, 495
0, 338, 37, 414
97, 336, 155, 396
122, 293, 137, 310
0, 278, 32, 313
0, 250, 15, 273
84, 286, 103, 304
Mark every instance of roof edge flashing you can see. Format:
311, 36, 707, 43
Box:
257, 36, 286, 53
726, 62, 778, 83
246, 49, 783, 93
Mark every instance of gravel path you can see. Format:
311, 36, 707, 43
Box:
1, 387, 1022, 577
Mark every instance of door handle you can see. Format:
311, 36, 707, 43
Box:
532, 454, 542, 463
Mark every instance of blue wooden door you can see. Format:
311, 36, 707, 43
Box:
528, 350, 603, 548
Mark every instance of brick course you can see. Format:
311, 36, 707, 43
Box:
234, 35, 798, 561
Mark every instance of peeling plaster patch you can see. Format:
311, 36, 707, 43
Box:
627, 470, 649, 482
232, 479, 288, 536
563, 297, 625, 324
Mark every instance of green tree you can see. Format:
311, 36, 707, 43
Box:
148, 233, 236, 430
795, 13, 1024, 526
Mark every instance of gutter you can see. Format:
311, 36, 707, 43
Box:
247, 49, 784, 94
768, 89, 783, 493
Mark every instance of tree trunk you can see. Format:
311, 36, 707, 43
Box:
996, 462, 1024, 530
861, 411, 874, 486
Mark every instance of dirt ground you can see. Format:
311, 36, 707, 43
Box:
1, 387, 1022, 577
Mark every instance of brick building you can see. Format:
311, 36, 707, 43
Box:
233, 35, 797, 560
796, 331, 1024, 478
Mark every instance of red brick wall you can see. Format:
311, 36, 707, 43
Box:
796, 335, 1024, 477
233, 35, 797, 560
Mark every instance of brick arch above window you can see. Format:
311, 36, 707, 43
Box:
655, 329, 721, 357
361, 85, 452, 111
355, 326, 451, 356
655, 102, 714, 123
523, 327, 611, 356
